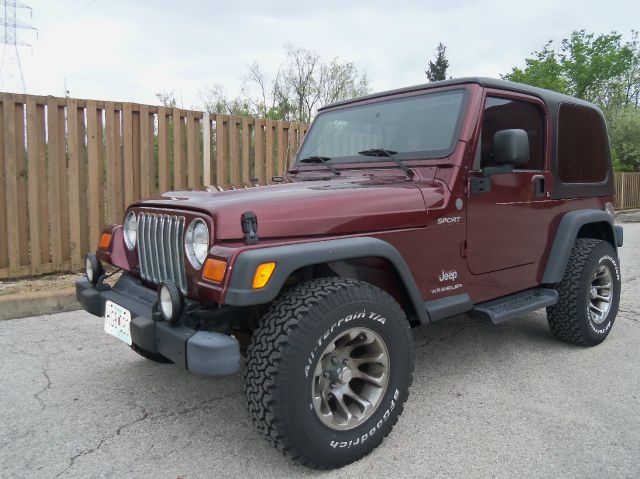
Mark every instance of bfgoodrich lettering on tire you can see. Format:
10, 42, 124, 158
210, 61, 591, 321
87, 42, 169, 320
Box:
547, 238, 621, 346
244, 277, 414, 469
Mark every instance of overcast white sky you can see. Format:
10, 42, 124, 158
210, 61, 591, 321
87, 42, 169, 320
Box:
6, 0, 639, 109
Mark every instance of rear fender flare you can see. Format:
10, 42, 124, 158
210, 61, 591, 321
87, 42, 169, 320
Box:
542, 209, 615, 284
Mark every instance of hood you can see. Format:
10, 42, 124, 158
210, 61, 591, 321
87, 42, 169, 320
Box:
134, 176, 445, 241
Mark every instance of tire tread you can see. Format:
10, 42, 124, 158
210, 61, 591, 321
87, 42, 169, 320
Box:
244, 277, 413, 469
547, 238, 611, 346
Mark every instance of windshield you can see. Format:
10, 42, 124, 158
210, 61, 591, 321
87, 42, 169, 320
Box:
297, 89, 467, 165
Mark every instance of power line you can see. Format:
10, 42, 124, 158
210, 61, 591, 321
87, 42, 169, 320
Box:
75, 0, 97, 18
0, 0, 37, 93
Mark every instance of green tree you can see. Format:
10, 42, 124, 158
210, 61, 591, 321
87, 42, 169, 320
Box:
559, 30, 635, 107
425, 42, 449, 82
609, 107, 640, 171
503, 42, 568, 93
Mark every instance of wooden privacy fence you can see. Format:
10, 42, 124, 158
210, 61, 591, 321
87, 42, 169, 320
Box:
0, 92, 309, 279
614, 172, 640, 210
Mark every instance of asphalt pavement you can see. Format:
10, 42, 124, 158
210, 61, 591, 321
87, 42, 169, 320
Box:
1, 224, 639, 479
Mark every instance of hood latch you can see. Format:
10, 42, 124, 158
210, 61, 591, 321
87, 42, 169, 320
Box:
242, 211, 259, 245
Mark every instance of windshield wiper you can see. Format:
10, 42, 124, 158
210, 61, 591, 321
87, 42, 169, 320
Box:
299, 156, 341, 176
358, 149, 411, 177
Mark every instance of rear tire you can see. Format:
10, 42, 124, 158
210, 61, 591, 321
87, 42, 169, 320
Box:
547, 238, 620, 346
245, 277, 414, 469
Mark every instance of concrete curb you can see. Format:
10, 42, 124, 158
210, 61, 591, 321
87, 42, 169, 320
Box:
0, 288, 79, 321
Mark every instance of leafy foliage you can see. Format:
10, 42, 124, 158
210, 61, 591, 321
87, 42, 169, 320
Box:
503, 42, 569, 93
609, 107, 640, 171
560, 30, 636, 107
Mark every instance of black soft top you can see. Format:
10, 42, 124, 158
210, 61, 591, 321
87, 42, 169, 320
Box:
320, 77, 600, 113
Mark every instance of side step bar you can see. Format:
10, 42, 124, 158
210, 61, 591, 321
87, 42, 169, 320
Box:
471, 288, 558, 324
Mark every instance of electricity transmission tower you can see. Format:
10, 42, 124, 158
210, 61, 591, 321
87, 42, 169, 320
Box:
0, 1, 36, 93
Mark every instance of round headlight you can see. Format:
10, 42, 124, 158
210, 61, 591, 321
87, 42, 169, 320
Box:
124, 211, 138, 250
185, 219, 209, 268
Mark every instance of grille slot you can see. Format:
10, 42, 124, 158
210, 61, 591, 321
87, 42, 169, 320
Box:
137, 212, 187, 293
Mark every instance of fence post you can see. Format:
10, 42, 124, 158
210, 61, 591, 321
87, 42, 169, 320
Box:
86, 100, 103, 252
2, 94, 20, 276
26, 98, 41, 274
254, 119, 264, 184
203, 112, 211, 186
242, 117, 250, 184
157, 106, 169, 192
67, 99, 84, 269
216, 114, 228, 186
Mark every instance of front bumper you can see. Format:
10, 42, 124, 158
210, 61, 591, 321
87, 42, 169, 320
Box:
75, 275, 240, 377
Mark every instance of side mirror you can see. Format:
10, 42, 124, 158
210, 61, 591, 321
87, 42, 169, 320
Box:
493, 129, 529, 166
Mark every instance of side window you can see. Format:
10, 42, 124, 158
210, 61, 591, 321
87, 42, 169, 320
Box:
478, 97, 545, 170
557, 103, 609, 183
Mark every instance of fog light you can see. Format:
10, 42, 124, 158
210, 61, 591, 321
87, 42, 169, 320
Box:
158, 282, 182, 324
85, 253, 103, 285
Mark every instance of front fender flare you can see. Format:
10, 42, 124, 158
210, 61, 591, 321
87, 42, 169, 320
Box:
224, 237, 429, 323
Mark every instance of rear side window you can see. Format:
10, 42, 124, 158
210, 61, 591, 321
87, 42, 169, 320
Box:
557, 103, 609, 183
479, 97, 545, 170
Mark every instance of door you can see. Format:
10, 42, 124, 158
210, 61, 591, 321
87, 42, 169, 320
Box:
466, 93, 551, 275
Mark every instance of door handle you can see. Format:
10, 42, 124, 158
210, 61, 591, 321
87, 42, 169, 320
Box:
532, 175, 546, 197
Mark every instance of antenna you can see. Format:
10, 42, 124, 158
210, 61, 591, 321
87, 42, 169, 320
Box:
0, 1, 37, 93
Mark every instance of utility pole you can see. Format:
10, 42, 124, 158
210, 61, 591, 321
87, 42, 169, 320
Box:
0, 1, 37, 93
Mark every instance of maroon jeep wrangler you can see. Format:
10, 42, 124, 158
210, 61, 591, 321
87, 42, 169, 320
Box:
76, 77, 623, 469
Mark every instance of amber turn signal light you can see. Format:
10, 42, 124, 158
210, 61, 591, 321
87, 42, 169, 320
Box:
252, 262, 276, 289
99, 233, 112, 249
203, 258, 227, 283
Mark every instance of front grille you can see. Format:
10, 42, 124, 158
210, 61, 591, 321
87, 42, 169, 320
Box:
137, 212, 187, 293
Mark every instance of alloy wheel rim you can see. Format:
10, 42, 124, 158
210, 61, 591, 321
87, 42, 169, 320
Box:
311, 327, 390, 431
588, 264, 613, 325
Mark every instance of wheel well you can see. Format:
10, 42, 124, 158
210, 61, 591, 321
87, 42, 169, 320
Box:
287, 257, 421, 327
577, 221, 615, 247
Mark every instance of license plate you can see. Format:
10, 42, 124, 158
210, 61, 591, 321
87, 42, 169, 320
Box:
104, 300, 132, 345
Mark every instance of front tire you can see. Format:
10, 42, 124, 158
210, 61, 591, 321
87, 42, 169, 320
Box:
245, 278, 414, 469
547, 238, 621, 346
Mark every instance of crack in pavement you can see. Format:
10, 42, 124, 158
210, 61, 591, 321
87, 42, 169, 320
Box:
619, 308, 640, 321
52, 405, 150, 479
51, 389, 242, 478
159, 389, 243, 418
34, 368, 52, 410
